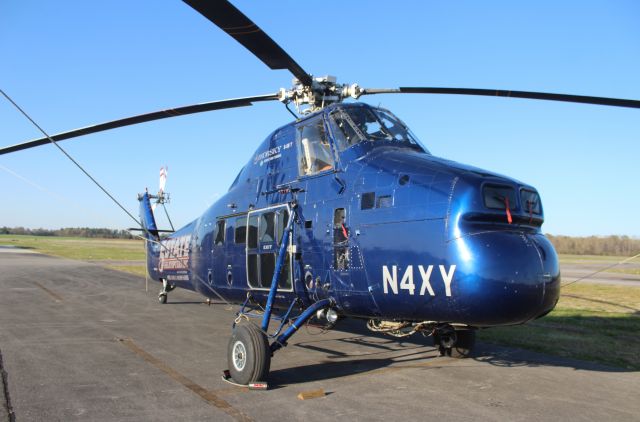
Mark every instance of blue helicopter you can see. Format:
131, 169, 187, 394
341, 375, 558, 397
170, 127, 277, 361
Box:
2, 0, 639, 385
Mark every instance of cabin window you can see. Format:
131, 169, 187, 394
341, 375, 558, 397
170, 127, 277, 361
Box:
259, 254, 276, 288
247, 214, 259, 248
234, 216, 246, 244
377, 195, 393, 208
276, 209, 290, 242
296, 117, 334, 176
361, 192, 375, 210
333, 208, 349, 271
214, 220, 225, 245
247, 254, 258, 286
259, 212, 276, 243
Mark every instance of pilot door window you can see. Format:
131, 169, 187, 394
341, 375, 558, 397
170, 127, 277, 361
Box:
333, 208, 350, 271
214, 220, 225, 245
247, 208, 292, 290
296, 117, 335, 176
234, 217, 246, 244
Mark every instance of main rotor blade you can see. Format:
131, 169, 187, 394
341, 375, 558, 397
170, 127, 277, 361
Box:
362, 87, 640, 109
183, 0, 313, 86
0, 93, 279, 155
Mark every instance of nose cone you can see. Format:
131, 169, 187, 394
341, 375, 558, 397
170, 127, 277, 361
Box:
446, 231, 560, 326
531, 234, 561, 318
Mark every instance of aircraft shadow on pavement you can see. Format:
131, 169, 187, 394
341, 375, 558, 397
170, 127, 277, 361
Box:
470, 342, 634, 373
267, 317, 635, 385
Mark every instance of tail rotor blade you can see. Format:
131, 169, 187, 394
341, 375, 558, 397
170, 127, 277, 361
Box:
159, 167, 167, 194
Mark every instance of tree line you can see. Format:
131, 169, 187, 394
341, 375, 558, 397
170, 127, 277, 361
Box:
545, 234, 640, 256
0, 227, 134, 239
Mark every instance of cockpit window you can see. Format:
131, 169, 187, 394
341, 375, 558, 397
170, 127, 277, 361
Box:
329, 106, 426, 153
329, 110, 364, 150
521, 189, 542, 215
296, 116, 335, 176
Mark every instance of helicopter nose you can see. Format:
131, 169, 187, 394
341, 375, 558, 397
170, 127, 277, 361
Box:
530, 234, 561, 318
448, 231, 560, 326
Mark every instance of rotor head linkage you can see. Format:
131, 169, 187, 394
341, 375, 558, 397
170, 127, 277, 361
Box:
278, 76, 364, 114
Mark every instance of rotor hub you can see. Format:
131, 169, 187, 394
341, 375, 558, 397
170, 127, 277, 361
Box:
278, 76, 363, 114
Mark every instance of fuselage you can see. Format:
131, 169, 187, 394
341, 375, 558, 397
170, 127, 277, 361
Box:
142, 102, 560, 328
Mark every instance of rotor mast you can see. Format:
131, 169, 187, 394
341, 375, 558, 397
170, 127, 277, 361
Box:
278, 76, 364, 114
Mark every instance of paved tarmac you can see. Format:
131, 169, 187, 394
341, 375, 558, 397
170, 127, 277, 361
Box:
561, 262, 640, 286
1, 248, 639, 422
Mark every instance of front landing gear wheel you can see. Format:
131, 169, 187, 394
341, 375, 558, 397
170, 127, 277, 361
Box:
158, 293, 167, 304
227, 323, 271, 385
434, 329, 476, 358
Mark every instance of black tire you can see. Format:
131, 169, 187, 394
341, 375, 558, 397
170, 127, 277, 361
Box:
433, 329, 476, 358
158, 293, 167, 304
432, 332, 445, 356
227, 323, 271, 385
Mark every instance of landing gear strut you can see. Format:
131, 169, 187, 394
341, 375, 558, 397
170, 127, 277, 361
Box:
433, 327, 476, 358
158, 279, 175, 304
224, 201, 335, 384
226, 298, 333, 384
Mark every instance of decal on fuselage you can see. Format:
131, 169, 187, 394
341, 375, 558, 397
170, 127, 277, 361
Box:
253, 141, 293, 166
382, 265, 456, 297
159, 234, 192, 272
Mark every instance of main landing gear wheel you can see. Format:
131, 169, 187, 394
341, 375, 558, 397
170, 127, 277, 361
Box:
227, 323, 271, 385
434, 329, 476, 358
158, 293, 167, 304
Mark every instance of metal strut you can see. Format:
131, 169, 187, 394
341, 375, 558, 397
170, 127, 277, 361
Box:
271, 298, 333, 353
257, 200, 335, 353
261, 202, 297, 332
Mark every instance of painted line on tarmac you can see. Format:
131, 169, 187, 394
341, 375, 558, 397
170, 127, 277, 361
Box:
117, 338, 253, 422
33, 281, 63, 302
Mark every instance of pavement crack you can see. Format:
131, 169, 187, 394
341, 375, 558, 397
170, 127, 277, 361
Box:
33, 281, 64, 302
0, 348, 16, 422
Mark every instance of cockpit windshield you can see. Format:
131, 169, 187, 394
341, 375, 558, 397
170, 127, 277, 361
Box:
329, 106, 428, 153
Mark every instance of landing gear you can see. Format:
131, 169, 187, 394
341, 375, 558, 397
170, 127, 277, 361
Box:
227, 323, 271, 385
157, 279, 175, 304
225, 298, 333, 384
224, 200, 335, 385
433, 327, 476, 358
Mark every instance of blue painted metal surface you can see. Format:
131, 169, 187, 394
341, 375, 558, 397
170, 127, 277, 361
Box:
139, 102, 561, 329
138, 192, 158, 238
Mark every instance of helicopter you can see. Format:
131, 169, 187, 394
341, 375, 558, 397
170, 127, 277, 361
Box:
1, 1, 639, 386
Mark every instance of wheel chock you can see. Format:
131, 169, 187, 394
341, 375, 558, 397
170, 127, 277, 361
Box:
221, 370, 268, 390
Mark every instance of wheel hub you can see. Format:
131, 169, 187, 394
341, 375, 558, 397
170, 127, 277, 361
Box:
232, 341, 247, 371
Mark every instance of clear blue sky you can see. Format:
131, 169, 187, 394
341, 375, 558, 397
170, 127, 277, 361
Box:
1, 1, 639, 236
